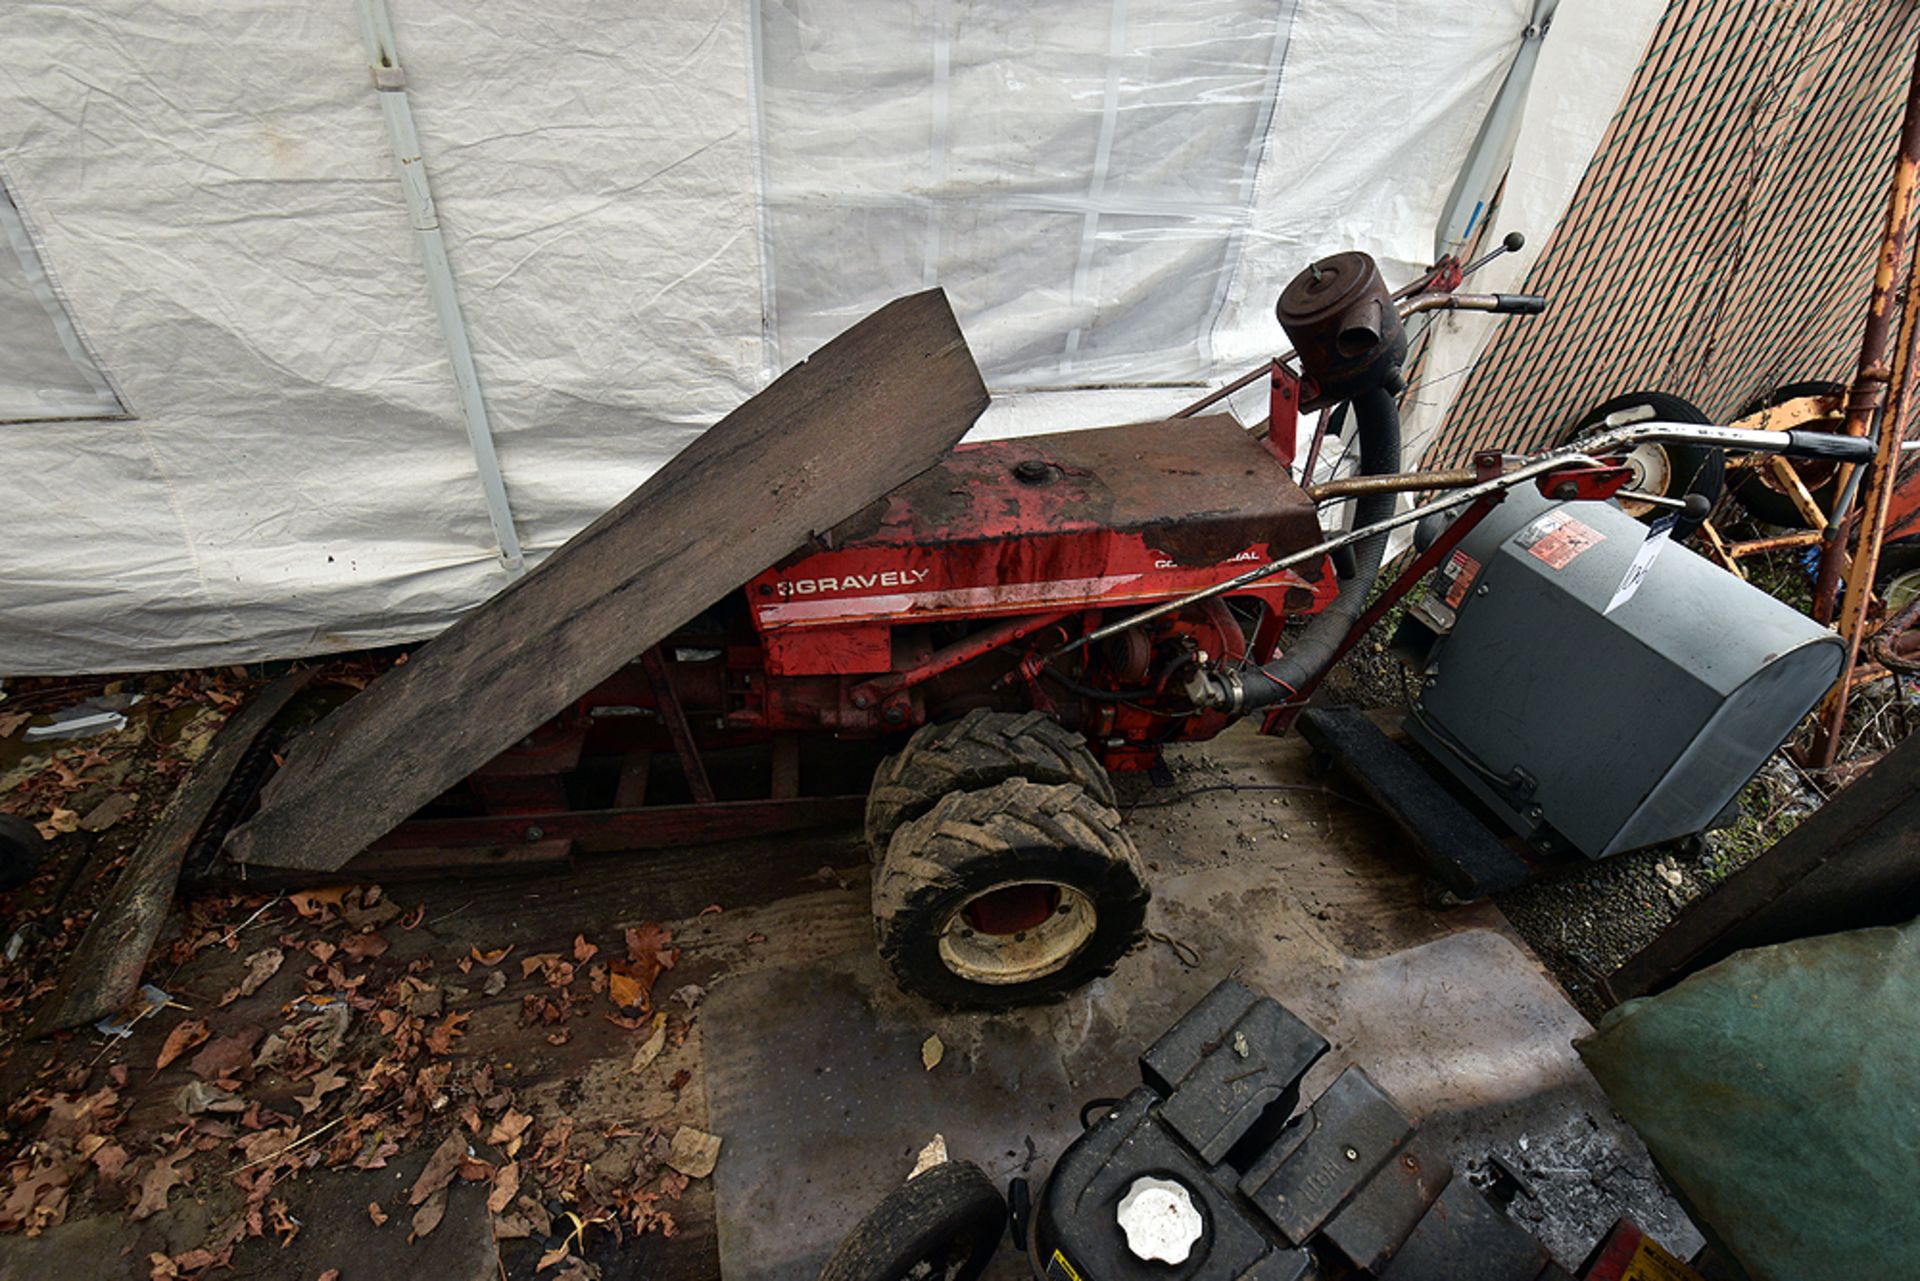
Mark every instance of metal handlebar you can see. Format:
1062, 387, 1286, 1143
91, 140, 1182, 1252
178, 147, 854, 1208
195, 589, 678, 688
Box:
1061, 419, 1876, 653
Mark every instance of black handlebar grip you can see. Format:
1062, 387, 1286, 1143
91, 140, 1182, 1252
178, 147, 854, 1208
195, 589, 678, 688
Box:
1782, 430, 1877, 462
1490, 293, 1548, 315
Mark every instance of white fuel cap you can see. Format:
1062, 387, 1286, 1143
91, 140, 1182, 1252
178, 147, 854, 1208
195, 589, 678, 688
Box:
1116, 1174, 1204, 1264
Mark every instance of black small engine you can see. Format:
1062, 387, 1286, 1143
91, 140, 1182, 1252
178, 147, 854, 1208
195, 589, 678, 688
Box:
1027, 978, 1569, 1280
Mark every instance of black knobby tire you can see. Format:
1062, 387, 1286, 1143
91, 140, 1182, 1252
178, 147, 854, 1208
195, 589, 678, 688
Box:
0, 815, 46, 894
1728, 380, 1847, 527
1562, 390, 1724, 536
865, 709, 1115, 859
873, 778, 1148, 1008
817, 1160, 1006, 1281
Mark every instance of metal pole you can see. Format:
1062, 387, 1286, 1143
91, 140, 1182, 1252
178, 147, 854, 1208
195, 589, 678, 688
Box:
357, 0, 525, 572
1810, 36, 1920, 623
1815, 79, 1920, 761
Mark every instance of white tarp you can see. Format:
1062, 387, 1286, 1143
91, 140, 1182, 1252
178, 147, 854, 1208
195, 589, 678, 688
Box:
0, 0, 1657, 673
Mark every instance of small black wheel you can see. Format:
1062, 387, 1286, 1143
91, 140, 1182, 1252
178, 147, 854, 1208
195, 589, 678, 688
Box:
873, 779, 1148, 1008
1561, 390, 1723, 535
817, 1160, 1006, 1281
865, 709, 1115, 859
0, 815, 46, 893
1728, 380, 1847, 527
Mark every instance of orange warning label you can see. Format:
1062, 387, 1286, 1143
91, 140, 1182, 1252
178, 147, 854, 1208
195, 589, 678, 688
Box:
1442, 549, 1482, 608
1518, 510, 1605, 569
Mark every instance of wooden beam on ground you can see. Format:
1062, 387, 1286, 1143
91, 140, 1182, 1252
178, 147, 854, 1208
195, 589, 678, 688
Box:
31, 670, 312, 1035
225, 290, 987, 872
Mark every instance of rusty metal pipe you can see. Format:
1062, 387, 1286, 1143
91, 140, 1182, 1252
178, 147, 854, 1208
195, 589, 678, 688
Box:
1811, 36, 1920, 623
1870, 592, 1920, 675
1306, 467, 1482, 501
1814, 37, 1920, 763
1728, 530, 1826, 555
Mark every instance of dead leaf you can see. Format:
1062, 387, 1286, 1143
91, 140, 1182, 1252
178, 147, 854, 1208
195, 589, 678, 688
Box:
340, 889, 401, 929
410, 1187, 447, 1241
189, 1026, 263, 1081
572, 934, 599, 964
91, 1142, 130, 1181
288, 886, 349, 920
307, 939, 338, 963
472, 944, 513, 967
368, 1200, 389, 1226
129, 1151, 191, 1220
156, 1018, 210, 1070
318, 1271, 340, 1281
629, 1013, 668, 1075
410, 1131, 467, 1205
78, 792, 137, 832
666, 1126, 722, 1179
482, 970, 507, 997
606, 969, 644, 1010
220, 948, 284, 1005
519, 952, 563, 980
297, 1066, 347, 1115
340, 931, 389, 961
487, 1109, 533, 1157
0, 710, 29, 737
623, 922, 679, 990
35, 807, 79, 840
425, 1010, 470, 1055
922, 1034, 944, 1071
175, 1080, 244, 1116
487, 1161, 520, 1214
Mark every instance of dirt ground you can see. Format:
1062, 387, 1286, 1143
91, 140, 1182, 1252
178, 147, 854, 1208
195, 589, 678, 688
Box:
0, 537, 1905, 1277
0, 659, 1696, 1281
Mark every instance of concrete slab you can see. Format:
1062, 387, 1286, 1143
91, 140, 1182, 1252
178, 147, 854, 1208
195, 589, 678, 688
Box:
702, 725, 1701, 1278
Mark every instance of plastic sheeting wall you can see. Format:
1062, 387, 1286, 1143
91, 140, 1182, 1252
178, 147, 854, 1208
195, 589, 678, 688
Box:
0, 1, 1654, 673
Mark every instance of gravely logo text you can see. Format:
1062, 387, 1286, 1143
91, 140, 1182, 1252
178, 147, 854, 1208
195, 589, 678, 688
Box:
776, 568, 932, 597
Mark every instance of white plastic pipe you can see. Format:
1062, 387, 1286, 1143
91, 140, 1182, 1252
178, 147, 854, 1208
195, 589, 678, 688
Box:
356, 0, 524, 572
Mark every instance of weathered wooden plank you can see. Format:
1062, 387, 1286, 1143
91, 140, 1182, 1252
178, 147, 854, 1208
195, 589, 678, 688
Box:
226, 289, 987, 871
31, 670, 312, 1035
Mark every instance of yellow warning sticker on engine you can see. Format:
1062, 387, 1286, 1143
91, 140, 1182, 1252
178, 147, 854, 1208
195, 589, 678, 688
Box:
1045, 1248, 1088, 1281
1621, 1236, 1704, 1281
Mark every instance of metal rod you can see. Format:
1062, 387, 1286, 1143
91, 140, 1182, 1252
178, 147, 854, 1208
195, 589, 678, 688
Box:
1306, 467, 1481, 501
357, 0, 524, 572
1171, 361, 1274, 419
1817, 40, 1920, 764
1064, 420, 1825, 654
1728, 530, 1825, 555
1811, 34, 1920, 622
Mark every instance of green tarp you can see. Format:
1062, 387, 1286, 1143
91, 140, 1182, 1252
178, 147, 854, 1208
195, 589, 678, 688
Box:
1577, 919, 1920, 1281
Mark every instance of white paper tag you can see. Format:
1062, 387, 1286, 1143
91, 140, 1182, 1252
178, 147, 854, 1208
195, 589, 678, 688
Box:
1605, 513, 1676, 614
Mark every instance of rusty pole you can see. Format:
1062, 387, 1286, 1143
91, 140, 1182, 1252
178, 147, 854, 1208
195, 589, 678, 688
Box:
1811, 37, 1920, 625
1812, 37, 1920, 765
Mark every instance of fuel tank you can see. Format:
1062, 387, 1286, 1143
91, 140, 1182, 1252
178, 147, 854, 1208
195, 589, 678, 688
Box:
743, 415, 1334, 675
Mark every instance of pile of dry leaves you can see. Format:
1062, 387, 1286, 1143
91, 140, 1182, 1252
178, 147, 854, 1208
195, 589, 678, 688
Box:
0, 879, 716, 1280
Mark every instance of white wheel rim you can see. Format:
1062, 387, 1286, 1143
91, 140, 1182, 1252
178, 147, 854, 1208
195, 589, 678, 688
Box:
936, 881, 1097, 985
1619, 442, 1673, 518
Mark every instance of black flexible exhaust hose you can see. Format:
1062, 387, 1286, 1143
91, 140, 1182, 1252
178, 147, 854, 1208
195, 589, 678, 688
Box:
1234, 384, 1401, 710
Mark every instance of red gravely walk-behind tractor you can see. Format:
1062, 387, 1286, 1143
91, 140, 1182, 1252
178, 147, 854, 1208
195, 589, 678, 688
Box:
85, 240, 1867, 1025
